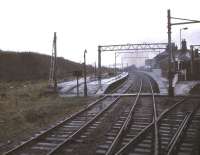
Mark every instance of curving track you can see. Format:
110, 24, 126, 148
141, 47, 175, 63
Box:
4, 72, 200, 155
35, 73, 167, 155
94, 74, 159, 155
4, 73, 138, 155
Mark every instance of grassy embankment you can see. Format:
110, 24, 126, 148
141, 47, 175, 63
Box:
0, 80, 97, 153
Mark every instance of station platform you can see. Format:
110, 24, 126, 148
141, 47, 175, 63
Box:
143, 69, 200, 96
58, 72, 129, 97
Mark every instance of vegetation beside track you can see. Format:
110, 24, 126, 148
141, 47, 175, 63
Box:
0, 80, 97, 153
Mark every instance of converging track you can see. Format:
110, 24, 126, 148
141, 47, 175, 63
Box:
4, 72, 200, 155
4, 73, 137, 155
114, 99, 200, 155
93, 75, 160, 155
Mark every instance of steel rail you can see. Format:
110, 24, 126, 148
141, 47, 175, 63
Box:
4, 95, 107, 155
166, 103, 200, 155
47, 96, 121, 155
105, 74, 157, 155
39, 73, 138, 155
45, 76, 136, 155
166, 112, 192, 155
148, 78, 159, 155
4, 73, 132, 155
115, 98, 188, 155
105, 79, 143, 155
47, 76, 139, 155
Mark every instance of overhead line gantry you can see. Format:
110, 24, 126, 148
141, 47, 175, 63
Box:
98, 43, 168, 89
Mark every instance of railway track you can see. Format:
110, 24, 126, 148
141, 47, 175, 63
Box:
94, 76, 159, 155
33, 74, 165, 155
47, 83, 142, 155
48, 73, 200, 155
4, 72, 200, 155
4, 96, 118, 155
164, 105, 200, 155
3, 73, 137, 155
115, 98, 200, 155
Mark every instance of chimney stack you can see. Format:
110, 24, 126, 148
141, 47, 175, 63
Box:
181, 39, 187, 51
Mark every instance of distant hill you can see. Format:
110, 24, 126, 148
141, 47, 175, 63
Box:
0, 51, 94, 81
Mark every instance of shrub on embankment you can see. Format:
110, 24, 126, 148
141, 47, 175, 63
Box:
0, 51, 95, 81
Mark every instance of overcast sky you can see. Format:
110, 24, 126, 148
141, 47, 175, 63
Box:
0, 0, 199, 66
